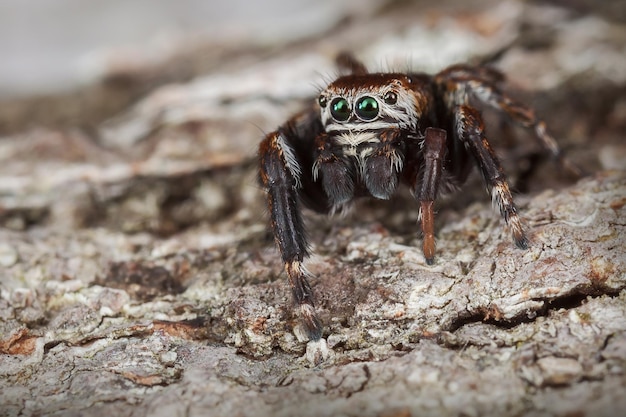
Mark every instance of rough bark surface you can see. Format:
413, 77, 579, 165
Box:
1, 1, 625, 416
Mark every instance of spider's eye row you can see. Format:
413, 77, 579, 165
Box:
330, 97, 351, 121
318, 95, 327, 108
383, 91, 398, 105
355, 96, 379, 121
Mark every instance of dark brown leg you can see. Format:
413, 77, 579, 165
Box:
417, 127, 447, 264
465, 79, 583, 178
259, 130, 322, 340
454, 105, 528, 249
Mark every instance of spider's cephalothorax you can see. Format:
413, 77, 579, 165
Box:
258, 53, 580, 341
314, 74, 424, 206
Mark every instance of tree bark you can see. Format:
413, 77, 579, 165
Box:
1, 1, 625, 416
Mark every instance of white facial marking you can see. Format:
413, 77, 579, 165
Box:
334, 131, 380, 149
320, 79, 419, 133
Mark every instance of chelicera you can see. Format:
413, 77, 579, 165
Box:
258, 52, 580, 340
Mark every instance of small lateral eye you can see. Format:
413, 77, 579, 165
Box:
318, 95, 327, 108
383, 91, 398, 105
355, 96, 379, 121
330, 97, 351, 121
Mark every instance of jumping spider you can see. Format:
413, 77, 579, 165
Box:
259, 52, 580, 341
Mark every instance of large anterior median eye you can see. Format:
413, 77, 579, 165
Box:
355, 96, 379, 120
330, 97, 351, 121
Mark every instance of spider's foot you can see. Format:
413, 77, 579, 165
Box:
423, 234, 436, 265
286, 260, 322, 340
299, 303, 323, 341
514, 233, 530, 250
508, 213, 529, 250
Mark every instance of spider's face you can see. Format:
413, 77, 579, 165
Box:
318, 74, 420, 135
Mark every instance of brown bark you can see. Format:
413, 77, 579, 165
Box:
1, 1, 625, 416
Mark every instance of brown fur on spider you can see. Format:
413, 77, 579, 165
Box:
258, 52, 581, 341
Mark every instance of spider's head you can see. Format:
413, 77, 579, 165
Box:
317, 74, 420, 134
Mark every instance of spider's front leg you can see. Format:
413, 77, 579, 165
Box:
415, 127, 448, 264
455, 105, 529, 249
259, 129, 322, 340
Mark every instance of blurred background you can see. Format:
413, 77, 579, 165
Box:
1, 0, 624, 97
0, 0, 624, 233
0, 0, 375, 98
1, 0, 624, 132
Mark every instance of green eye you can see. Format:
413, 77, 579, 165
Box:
318, 95, 327, 108
355, 96, 379, 120
330, 98, 350, 121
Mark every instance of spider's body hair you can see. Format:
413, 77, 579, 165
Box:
276, 134, 303, 188
333, 129, 380, 150
314, 73, 429, 204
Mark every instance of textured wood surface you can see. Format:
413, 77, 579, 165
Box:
1, 1, 625, 416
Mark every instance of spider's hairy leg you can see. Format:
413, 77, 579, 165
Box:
416, 127, 447, 264
259, 130, 322, 340
465, 78, 583, 178
455, 106, 529, 249
364, 129, 405, 200
313, 133, 355, 207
